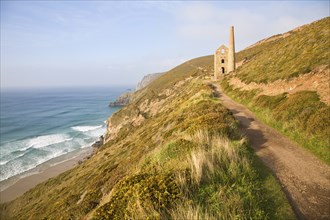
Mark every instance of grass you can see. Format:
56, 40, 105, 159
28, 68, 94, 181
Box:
184, 131, 293, 220
235, 17, 329, 83
0, 61, 294, 219
92, 78, 294, 219
221, 79, 330, 164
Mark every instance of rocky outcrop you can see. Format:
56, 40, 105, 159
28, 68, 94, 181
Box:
105, 105, 146, 142
136, 72, 164, 91
91, 135, 104, 148
109, 92, 132, 107
106, 72, 168, 140
109, 72, 165, 108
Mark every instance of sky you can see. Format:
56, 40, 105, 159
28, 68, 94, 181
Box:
1, 1, 329, 89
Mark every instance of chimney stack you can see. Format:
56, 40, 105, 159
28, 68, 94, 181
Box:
227, 26, 236, 72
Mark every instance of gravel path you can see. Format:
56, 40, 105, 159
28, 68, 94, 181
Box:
212, 83, 330, 220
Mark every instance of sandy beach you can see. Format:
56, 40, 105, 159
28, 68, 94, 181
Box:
0, 147, 93, 203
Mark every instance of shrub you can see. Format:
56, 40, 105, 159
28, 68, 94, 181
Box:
273, 91, 325, 127
306, 106, 330, 137
93, 172, 181, 220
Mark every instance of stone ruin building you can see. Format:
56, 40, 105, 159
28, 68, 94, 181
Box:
214, 26, 236, 79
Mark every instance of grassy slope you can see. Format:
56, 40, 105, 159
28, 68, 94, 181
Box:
220, 17, 330, 164
1, 56, 293, 219
235, 17, 329, 83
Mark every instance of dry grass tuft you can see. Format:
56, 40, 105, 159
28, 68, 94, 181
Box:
170, 203, 217, 220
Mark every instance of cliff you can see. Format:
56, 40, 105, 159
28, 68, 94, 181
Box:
135, 72, 164, 91
108, 72, 165, 107
108, 92, 131, 107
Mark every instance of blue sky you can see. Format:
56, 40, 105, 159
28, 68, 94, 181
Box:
1, 1, 329, 89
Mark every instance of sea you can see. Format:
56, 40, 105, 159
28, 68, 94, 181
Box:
0, 86, 129, 182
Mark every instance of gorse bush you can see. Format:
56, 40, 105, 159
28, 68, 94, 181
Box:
156, 139, 198, 163
306, 106, 330, 137
255, 93, 288, 109
94, 173, 181, 220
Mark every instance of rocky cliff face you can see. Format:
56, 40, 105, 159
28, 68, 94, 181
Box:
109, 92, 131, 107
135, 72, 164, 91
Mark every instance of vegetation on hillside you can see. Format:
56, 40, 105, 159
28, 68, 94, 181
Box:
221, 17, 330, 163
1, 57, 293, 219
235, 17, 329, 83
221, 80, 330, 164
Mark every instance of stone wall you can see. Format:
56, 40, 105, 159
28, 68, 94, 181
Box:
214, 45, 228, 80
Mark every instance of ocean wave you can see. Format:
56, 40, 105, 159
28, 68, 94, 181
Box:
0, 128, 104, 181
27, 134, 71, 149
0, 134, 97, 181
0, 151, 25, 166
0, 160, 10, 166
0, 134, 71, 159
0, 148, 64, 181
71, 125, 103, 132
0, 138, 86, 181
87, 127, 106, 138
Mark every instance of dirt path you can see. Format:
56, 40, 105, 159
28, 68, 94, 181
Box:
211, 83, 330, 220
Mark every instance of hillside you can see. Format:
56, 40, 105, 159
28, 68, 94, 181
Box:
235, 17, 329, 84
0, 56, 293, 219
2, 16, 328, 220
220, 17, 330, 163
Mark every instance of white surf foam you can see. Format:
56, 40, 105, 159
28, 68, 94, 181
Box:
0, 134, 77, 181
86, 126, 106, 138
0, 160, 9, 166
0, 134, 71, 165
27, 134, 71, 149
0, 151, 25, 166
0, 150, 65, 181
71, 125, 103, 132
0, 140, 81, 182
0, 128, 105, 181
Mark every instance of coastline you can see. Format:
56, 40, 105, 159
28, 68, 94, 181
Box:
0, 147, 94, 203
